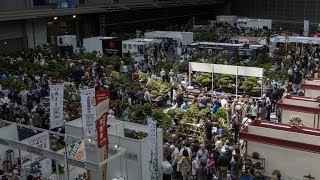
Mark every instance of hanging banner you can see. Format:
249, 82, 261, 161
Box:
147, 117, 158, 180
95, 90, 110, 148
29, 131, 50, 163
81, 88, 96, 138
58, 140, 86, 174
304, 20, 310, 37
49, 84, 64, 129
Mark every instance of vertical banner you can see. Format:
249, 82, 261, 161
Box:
29, 131, 50, 163
81, 88, 96, 138
95, 90, 110, 148
95, 90, 110, 180
304, 20, 310, 37
148, 117, 158, 180
49, 84, 64, 129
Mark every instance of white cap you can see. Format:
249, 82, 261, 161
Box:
221, 148, 226, 154
170, 145, 175, 149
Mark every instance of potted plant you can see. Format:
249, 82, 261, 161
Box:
213, 107, 228, 124
272, 169, 281, 178
194, 73, 212, 87
252, 152, 260, 159
216, 74, 235, 92
289, 115, 305, 126
240, 77, 261, 96
254, 172, 263, 179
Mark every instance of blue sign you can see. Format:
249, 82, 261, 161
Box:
57, 0, 76, 8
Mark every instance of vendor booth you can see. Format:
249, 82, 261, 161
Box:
216, 15, 238, 25
122, 38, 161, 56
237, 18, 272, 29
277, 95, 320, 128
57, 35, 77, 55
83, 36, 122, 56
240, 120, 320, 179
144, 31, 193, 55
301, 78, 320, 98
65, 118, 163, 180
187, 42, 266, 61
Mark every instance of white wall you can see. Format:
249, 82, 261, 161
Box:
83, 37, 103, 53
247, 141, 320, 179
282, 110, 317, 128
0, 124, 19, 169
305, 89, 320, 98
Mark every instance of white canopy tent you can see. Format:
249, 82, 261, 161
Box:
188, 62, 264, 96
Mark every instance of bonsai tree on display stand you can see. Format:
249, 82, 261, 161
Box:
216, 74, 236, 93
272, 170, 281, 179
240, 77, 261, 96
213, 107, 228, 124
194, 73, 212, 88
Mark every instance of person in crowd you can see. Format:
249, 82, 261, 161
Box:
191, 153, 200, 180
217, 148, 230, 180
206, 153, 216, 180
178, 149, 192, 180
197, 144, 208, 180
181, 100, 190, 111
161, 156, 173, 180
230, 154, 239, 180
170, 145, 180, 179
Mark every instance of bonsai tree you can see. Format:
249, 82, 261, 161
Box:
213, 107, 228, 123
194, 73, 212, 87
252, 152, 260, 159
216, 74, 236, 90
272, 169, 281, 177
240, 77, 261, 94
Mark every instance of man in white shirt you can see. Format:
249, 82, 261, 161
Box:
170, 145, 180, 179
161, 156, 173, 180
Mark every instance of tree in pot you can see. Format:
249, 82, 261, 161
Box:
272, 169, 281, 179
216, 74, 236, 92
240, 77, 261, 95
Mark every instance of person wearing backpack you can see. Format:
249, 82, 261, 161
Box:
178, 149, 192, 180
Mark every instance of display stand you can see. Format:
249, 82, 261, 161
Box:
240, 120, 320, 179
277, 95, 320, 128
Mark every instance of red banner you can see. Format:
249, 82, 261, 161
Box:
95, 90, 110, 148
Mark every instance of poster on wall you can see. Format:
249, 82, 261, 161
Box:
102, 38, 122, 56
49, 84, 64, 129
81, 88, 96, 138
29, 131, 50, 163
58, 140, 86, 174
147, 117, 158, 180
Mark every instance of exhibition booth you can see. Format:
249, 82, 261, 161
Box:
187, 42, 265, 61
57, 35, 77, 55
122, 38, 161, 56
240, 120, 320, 179
0, 119, 126, 180
277, 95, 320, 128
237, 18, 272, 29
83, 36, 122, 56
65, 118, 163, 180
188, 62, 264, 96
301, 78, 320, 98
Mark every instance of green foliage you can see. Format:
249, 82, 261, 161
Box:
213, 107, 228, 120
130, 103, 152, 118
167, 109, 176, 118
240, 77, 260, 93
185, 105, 199, 118
272, 169, 281, 176
216, 74, 235, 89
195, 30, 219, 42
252, 152, 260, 159
194, 73, 212, 87
198, 107, 210, 117
110, 71, 120, 79
0, 78, 26, 90
156, 61, 173, 72
138, 71, 148, 80
175, 108, 185, 117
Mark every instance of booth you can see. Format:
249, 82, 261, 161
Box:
65, 118, 163, 180
240, 120, 320, 179
277, 95, 320, 128
189, 62, 264, 96
83, 36, 122, 56
216, 15, 238, 25
187, 42, 265, 61
122, 38, 161, 56
237, 18, 272, 29
57, 35, 77, 55
301, 78, 320, 98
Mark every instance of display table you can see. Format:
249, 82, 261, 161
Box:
277, 95, 320, 128
301, 78, 320, 98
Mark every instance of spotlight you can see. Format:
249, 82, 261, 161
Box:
88, 138, 92, 142
73, 15, 76, 18
54, 17, 58, 20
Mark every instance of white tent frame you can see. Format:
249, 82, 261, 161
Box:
188, 62, 264, 96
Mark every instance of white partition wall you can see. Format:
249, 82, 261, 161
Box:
241, 120, 320, 179
277, 95, 320, 128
